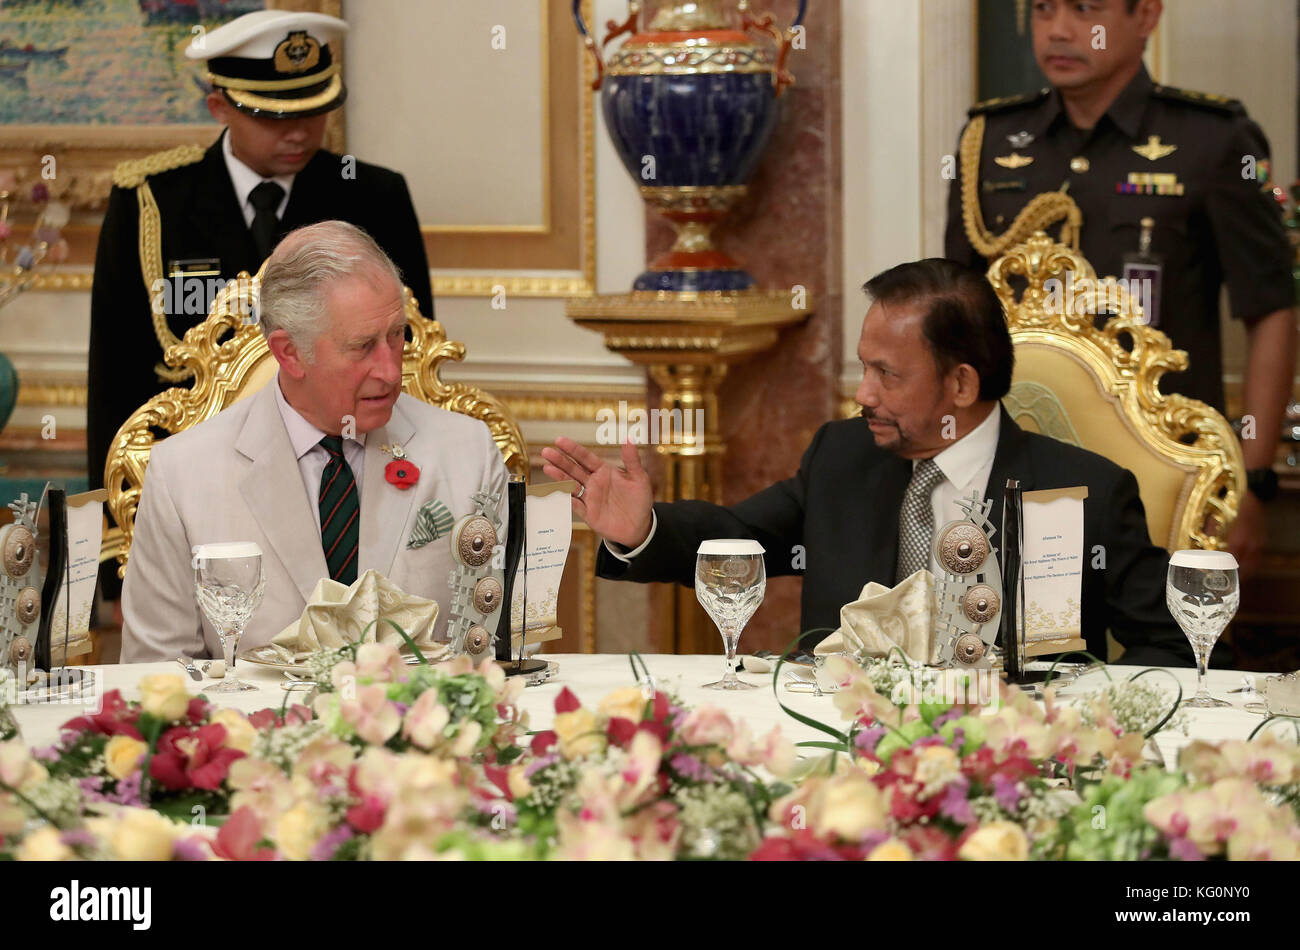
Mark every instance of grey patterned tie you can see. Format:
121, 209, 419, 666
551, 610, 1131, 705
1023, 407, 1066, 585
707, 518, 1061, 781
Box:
895, 458, 946, 583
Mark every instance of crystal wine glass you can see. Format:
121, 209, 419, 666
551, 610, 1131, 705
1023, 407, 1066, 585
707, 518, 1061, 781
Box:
193, 542, 265, 693
1166, 549, 1239, 708
695, 540, 766, 690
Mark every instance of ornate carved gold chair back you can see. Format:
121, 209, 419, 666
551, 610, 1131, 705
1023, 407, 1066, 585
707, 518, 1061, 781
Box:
100, 270, 528, 575
990, 232, 1245, 551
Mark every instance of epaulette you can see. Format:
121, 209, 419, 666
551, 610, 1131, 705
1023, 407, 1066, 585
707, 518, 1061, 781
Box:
112, 144, 206, 189
1151, 84, 1244, 115
968, 88, 1050, 117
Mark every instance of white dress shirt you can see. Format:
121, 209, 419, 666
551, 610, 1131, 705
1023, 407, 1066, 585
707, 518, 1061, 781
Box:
920, 404, 1000, 575
222, 131, 293, 228
607, 406, 1002, 572
273, 376, 366, 532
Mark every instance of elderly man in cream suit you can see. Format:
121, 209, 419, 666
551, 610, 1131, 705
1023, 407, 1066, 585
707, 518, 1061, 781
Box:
121, 221, 507, 662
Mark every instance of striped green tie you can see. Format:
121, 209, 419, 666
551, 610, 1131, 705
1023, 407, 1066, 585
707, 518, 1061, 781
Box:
318, 435, 359, 586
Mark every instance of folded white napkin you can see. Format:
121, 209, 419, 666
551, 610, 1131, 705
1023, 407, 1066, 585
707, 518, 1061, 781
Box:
265, 569, 441, 663
813, 568, 938, 665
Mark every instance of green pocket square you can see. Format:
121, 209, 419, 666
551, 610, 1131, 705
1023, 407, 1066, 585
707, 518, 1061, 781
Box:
407, 498, 455, 549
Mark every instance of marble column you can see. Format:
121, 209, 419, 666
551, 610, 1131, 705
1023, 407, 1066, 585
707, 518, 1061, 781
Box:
644, 0, 843, 653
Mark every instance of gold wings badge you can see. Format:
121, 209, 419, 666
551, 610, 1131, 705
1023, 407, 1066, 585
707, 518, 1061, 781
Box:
994, 153, 1034, 169
1132, 135, 1177, 161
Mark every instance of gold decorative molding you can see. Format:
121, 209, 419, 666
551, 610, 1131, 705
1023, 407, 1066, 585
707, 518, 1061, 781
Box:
840, 397, 860, 420
501, 395, 646, 422
431, 274, 594, 298
15, 381, 86, 408
608, 43, 775, 76
31, 266, 600, 304
28, 271, 94, 291
567, 289, 810, 322
102, 269, 527, 575
989, 231, 1245, 550
572, 524, 598, 654
10, 377, 646, 423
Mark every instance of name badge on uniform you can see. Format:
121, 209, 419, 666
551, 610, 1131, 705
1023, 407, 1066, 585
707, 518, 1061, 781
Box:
162, 258, 223, 324
1122, 218, 1162, 328
983, 179, 1027, 193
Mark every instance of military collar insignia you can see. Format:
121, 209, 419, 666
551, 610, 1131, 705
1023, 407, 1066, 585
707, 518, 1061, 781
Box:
1007, 130, 1034, 148
1132, 135, 1178, 161
994, 153, 1034, 169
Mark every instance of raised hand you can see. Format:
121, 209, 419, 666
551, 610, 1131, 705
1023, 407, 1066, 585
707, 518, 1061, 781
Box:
540, 436, 654, 549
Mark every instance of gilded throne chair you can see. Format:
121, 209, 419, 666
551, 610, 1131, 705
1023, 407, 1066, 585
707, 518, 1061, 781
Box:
990, 232, 1245, 552
99, 270, 528, 575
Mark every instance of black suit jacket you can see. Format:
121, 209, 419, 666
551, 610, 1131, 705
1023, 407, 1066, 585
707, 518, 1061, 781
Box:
87, 133, 434, 502
599, 408, 1193, 667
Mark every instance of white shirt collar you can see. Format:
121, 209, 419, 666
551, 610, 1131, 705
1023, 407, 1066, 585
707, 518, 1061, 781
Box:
221, 130, 294, 219
924, 404, 1001, 490
272, 374, 365, 460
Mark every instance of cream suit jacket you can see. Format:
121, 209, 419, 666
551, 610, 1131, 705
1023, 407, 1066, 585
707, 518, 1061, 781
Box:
121, 384, 508, 662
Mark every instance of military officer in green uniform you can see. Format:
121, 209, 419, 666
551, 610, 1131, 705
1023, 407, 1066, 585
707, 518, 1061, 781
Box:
88, 9, 434, 600
945, 0, 1296, 576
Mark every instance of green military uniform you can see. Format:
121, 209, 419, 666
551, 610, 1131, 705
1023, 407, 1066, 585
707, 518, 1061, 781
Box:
945, 65, 1293, 412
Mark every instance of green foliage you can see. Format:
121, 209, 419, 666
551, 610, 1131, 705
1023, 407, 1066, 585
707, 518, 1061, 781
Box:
43, 731, 108, 780
938, 715, 986, 756
434, 829, 546, 861
150, 789, 227, 822
1037, 767, 1186, 861
330, 834, 368, 861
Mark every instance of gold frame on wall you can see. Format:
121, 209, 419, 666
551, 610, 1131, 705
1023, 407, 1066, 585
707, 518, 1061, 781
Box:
418, 3, 551, 236
422, 0, 596, 298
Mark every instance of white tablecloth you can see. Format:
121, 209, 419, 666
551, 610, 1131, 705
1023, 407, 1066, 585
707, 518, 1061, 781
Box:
8, 655, 1277, 761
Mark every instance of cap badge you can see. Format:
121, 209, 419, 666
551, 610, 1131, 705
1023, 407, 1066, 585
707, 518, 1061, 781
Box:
273, 31, 321, 74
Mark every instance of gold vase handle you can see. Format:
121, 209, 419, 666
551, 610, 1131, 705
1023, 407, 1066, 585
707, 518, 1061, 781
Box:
573, 1, 642, 91
738, 0, 806, 97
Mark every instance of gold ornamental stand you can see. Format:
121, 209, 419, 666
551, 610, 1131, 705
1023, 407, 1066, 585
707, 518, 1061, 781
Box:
566, 290, 813, 653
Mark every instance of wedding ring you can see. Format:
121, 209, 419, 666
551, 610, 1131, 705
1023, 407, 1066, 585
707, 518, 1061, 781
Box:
575, 484, 586, 500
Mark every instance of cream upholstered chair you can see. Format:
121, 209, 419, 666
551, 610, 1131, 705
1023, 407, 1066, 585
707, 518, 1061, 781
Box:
99, 269, 527, 575
989, 232, 1245, 551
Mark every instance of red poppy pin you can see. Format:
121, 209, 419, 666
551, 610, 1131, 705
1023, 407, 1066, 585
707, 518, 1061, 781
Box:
382, 442, 419, 490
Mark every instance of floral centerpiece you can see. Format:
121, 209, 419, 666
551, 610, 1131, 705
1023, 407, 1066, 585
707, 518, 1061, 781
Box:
31, 674, 280, 819
751, 654, 1300, 861
474, 679, 797, 860
5, 642, 1300, 862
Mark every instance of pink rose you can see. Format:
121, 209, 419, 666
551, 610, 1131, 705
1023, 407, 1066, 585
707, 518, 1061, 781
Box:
402, 690, 450, 751
678, 706, 735, 748
339, 684, 401, 745
354, 642, 406, 683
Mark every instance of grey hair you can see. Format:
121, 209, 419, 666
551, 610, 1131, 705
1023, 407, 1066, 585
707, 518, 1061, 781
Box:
257, 220, 403, 361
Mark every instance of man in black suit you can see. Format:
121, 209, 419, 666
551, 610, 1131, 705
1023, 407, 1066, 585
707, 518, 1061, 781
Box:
88, 10, 432, 600
542, 258, 1192, 666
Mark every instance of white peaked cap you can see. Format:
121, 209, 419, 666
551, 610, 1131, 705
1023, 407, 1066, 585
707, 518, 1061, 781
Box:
185, 10, 348, 61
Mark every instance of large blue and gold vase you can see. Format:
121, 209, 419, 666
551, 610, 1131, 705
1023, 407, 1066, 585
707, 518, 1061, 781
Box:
575, 0, 805, 293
